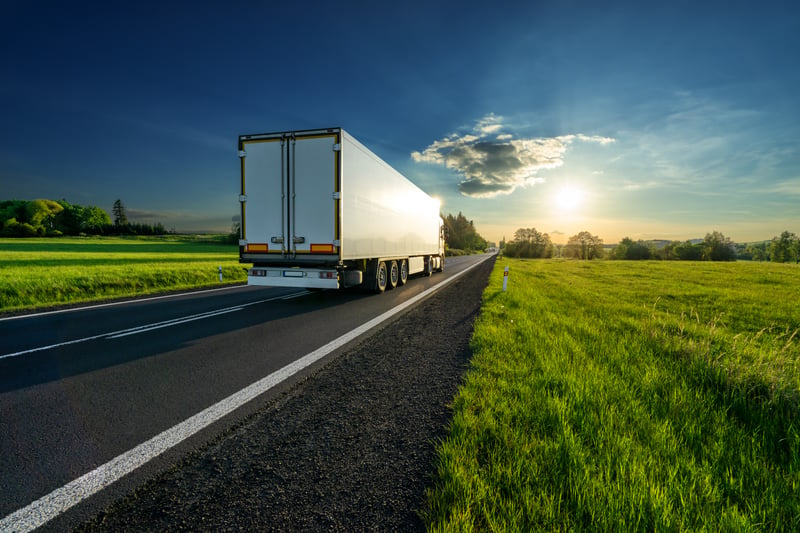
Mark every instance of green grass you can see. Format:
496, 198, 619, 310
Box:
425, 260, 799, 532
0, 236, 247, 312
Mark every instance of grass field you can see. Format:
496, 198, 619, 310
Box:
425, 259, 799, 531
0, 236, 246, 312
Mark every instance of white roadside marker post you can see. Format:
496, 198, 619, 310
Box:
218, 266, 223, 282
502, 266, 509, 292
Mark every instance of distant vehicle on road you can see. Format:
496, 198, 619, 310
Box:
238, 127, 445, 293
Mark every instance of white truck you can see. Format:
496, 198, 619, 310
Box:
238, 127, 445, 292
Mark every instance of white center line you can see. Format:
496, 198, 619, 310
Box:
0, 284, 252, 322
0, 291, 308, 360
106, 307, 245, 339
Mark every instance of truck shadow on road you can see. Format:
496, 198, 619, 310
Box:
0, 287, 388, 394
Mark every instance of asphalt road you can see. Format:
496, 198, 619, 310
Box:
0, 254, 492, 531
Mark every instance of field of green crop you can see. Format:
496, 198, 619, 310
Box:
425, 259, 799, 531
0, 236, 246, 313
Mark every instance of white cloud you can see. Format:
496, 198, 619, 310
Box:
412, 115, 615, 198
760, 178, 800, 196
620, 180, 661, 191
476, 113, 504, 134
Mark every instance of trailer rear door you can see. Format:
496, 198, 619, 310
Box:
240, 129, 340, 258
291, 133, 339, 255
241, 137, 285, 254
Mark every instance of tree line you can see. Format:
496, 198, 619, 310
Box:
610, 231, 738, 261
442, 212, 488, 253
608, 230, 799, 263
0, 199, 170, 237
503, 229, 605, 260
503, 228, 800, 263
737, 231, 800, 263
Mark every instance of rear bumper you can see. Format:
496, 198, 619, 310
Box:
247, 267, 340, 289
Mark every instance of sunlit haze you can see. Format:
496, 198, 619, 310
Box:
1, 2, 798, 245
554, 187, 583, 213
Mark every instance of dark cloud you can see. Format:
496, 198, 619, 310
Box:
458, 177, 516, 197
126, 208, 164, 220
412, 116, 614, 198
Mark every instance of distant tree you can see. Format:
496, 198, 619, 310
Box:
0, 200, 22, 224
55, 200, 83, 234
564, 231, 604, 260
702, 231, 736, 261
112, 199, 128, 227
0, 199, 63, 236
658, 241, 677, 260
228, 219, 241, 245
1, 218, 38, 237
120, 221, 168, 236
745, 242, 769, 261
738, 241, 770, 261
671, 240, 704, 260
25, 199, 63, 234
0, 199, 114, 236
0, 200, 29, 235
770, 231, 799, 263
734, 242, 750, 260
610, 237, 654, 260
443, 212, 488, 251
84, 205, 112, 234
504, 227, 554, 258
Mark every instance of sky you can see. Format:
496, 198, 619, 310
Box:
1, 1, 798, 244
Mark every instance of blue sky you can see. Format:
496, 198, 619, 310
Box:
2, 1, 798, 243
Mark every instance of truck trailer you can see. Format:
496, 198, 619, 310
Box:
238, 127, 445, 292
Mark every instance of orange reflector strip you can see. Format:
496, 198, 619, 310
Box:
246, 243, 268, 253
310, 244, 335, 253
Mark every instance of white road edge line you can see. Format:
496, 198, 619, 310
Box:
0, 255, 491, 533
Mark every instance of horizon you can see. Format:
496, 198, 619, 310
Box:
0, 196, 787, 246
2, 2, 798, 245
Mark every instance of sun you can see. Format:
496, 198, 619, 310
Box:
554, 186, 583, 212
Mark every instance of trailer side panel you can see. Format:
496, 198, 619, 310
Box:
339, 130, 440, 261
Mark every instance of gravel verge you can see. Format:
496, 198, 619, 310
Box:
78, 257, 495, 531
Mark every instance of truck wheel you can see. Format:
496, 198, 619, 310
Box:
398, 259, 408, 285
387, 260, 399, 289
376, 261, 388, 293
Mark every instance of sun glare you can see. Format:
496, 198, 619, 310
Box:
554, 186, 583, 212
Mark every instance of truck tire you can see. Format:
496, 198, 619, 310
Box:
398, 259, 408, 286
387, 260, 399, 290
376, 261, 388, 293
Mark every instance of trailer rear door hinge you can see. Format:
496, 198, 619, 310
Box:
332, 143, 341, 152
332, 192, 341, 200
239, 194, 247, 203
238, 150, 246, 158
